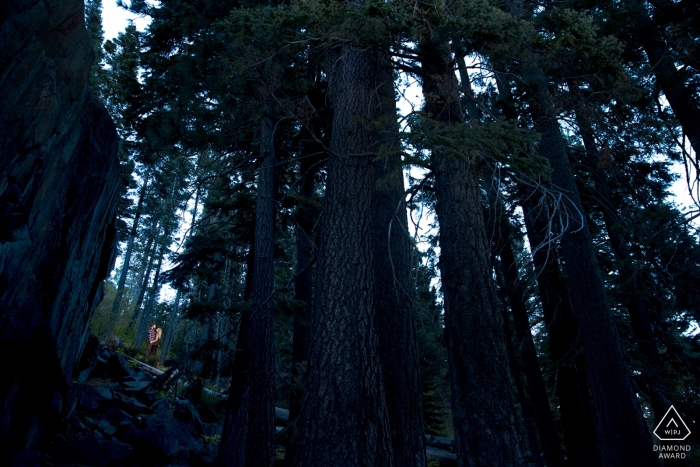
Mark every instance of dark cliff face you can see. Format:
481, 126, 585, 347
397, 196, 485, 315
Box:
0, 0, 120, 457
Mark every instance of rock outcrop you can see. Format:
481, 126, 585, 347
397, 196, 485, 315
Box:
23, 344, 220, 466
0, 0, 120, 459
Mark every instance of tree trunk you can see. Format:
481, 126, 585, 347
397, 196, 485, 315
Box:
128, 224, 159, 328
420, 40, 526, 467
286, 138, 319, 464
574, 101, 662, 368
493, 219, 566, 467
631, 4, 700, 157
493, 71, 602, 467
520, 199, 603, 467
295, 43, 394, 467
217, 114, 277, 467
160, 290, 181, 366
372, 54, 427, 467
518, 58, 657, 466
135, 246, 164, 348
497, 276, 544, 467
109, 176, 149, 318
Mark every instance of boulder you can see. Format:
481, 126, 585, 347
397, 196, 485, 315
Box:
107, 353, 134, 381
173, 399, 204, 434
98, 419, 118, 436
71, 436, 133, 467
75, 384, 112, 411
103, 406, 132, 425
111, 395, 153, 416
122, 381, 150, 392
426, 447, 457, 466
123, 404, 203, 459
202, 423, 223, 437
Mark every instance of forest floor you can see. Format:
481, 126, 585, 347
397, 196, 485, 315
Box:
14, 343, 457, 466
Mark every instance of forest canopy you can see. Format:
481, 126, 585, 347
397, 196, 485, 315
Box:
86, 0, 700, 464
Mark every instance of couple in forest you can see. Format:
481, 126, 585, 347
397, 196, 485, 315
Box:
145, 323, 162, 363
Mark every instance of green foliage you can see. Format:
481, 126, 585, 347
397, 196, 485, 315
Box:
414, 255, 452, 436
406, 112, 548, 181
85, 0, 109, 99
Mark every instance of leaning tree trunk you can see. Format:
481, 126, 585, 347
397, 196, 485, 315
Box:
574, 100, 669, 408
520, 199, 603, 467
493, 71, 603, 467
516, 55, 657, 466
372, 53, 426, 467
630, 2, 700, 157
496, 273, 544, 467
491, 207, 566, 467
295, 42, 394, 467
217, 114, 277, 467
420, 39, 526, 467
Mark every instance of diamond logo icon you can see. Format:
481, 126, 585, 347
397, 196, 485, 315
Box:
654, 406, 691, 441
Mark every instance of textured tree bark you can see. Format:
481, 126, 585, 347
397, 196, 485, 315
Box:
295, 43, 394, 467
217, 115, 277, 467
520, 200, 603, 467
519, 59, 657, 466
373, 56, 427, 467
420, 40, 526, 467
245, 115, 277, 467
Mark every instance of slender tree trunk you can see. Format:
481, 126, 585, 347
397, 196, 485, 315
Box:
497, 276, 544, 467
135, 247, 164, 348
128, 230, 159, 330
517, 56, 657, 465
160, 186, 199, 366
420, 40, 526, 467
491, 207, 566, 467
197, 284, 216, 381
160, 290, 181, 366
245, 114, 277, 467
520, 199, 603, 467
295, 43, 394, 467
218, 114, 277, 467
217, 245, 255, 467
109, 177, 149, 317
630, 4, 700, 157
286, 142, 319, 464
493, 71, 602, 467
372, 54, 426, 467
